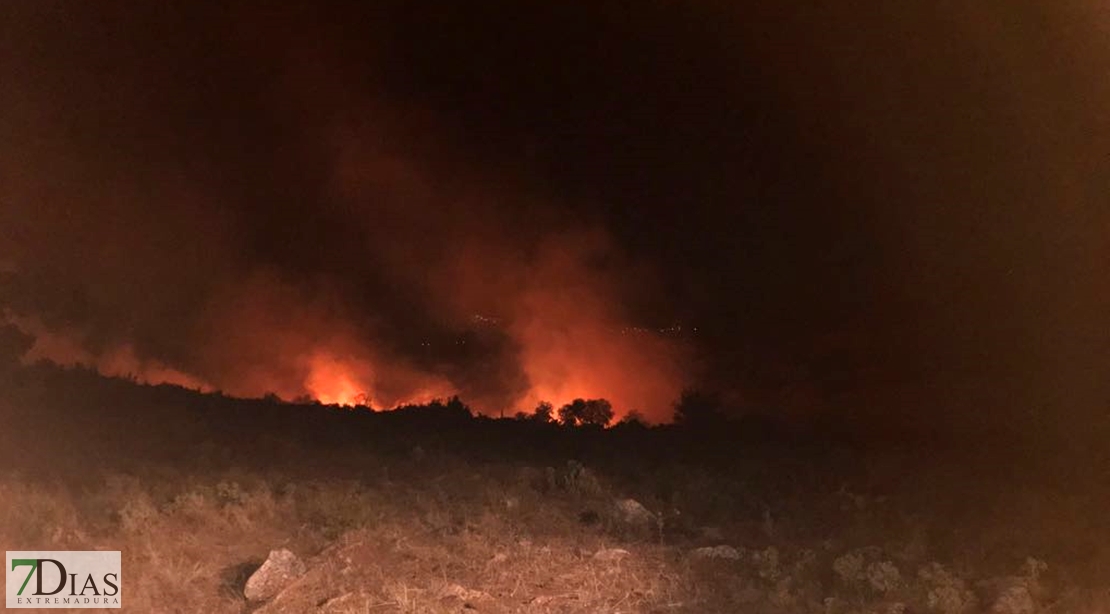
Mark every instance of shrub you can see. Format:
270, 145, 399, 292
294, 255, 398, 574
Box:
615, 410, 649, 429
917, 563, 976, 614
557, 460, 606, 497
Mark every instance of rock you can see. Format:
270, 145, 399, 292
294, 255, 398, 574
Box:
593, 548, 632, 561
614, 498, 655, 526
691, 545, 742, 560
244, 549, 307, 602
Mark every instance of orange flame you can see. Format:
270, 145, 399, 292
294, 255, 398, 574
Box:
303, 352, 367, 405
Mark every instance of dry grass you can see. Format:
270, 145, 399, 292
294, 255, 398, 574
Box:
2, 369, 1110, 612
2, 448, 1109, 613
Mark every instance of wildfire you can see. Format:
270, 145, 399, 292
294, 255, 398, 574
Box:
299, 349, 456, 409
5, 232, 687, 420
303, 352, 367, 405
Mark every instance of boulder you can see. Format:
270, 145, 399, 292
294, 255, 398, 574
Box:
244, 549, 306, 602
614, 498, 655, 526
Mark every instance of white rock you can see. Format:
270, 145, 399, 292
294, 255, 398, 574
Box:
244, 549, 306, 602
614, 498, 655, 525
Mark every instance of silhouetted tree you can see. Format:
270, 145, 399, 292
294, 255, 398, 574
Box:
443, 395, 470, 416
673, 388, 728, 428
558, 398, 614, 427
532, 401, 554, 423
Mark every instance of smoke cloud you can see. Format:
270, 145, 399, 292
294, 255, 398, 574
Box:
5, 1, 1109, 439
0, 3, 687, 420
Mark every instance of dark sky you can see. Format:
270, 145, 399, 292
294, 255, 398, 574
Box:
2, 1, 1108, 435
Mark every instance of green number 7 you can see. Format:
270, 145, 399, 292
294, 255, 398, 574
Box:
11, 559, 38, 596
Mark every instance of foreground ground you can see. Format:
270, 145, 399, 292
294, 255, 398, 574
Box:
2, 366, 1109, 612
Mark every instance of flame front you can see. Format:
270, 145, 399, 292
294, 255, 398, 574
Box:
304, 352, 367, 405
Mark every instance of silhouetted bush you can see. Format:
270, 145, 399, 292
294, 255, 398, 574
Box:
614, 410, 649, 431
394, 395, 472, 422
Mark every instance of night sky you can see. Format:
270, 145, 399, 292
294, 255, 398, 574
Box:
2, 2, 1108, 436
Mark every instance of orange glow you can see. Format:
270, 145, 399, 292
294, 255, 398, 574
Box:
304, 352, 368, 405
97, 345, 212, 392
511, 319, 685, 423
6, 313, 213, 392
4, 224, 688, 420
494, 234, 686, 423
5, 266, 685, 419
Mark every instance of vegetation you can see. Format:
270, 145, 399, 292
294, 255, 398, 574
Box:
0, 363, 1107, 612
557, 398, 614, 428
672, 388, 729, 428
